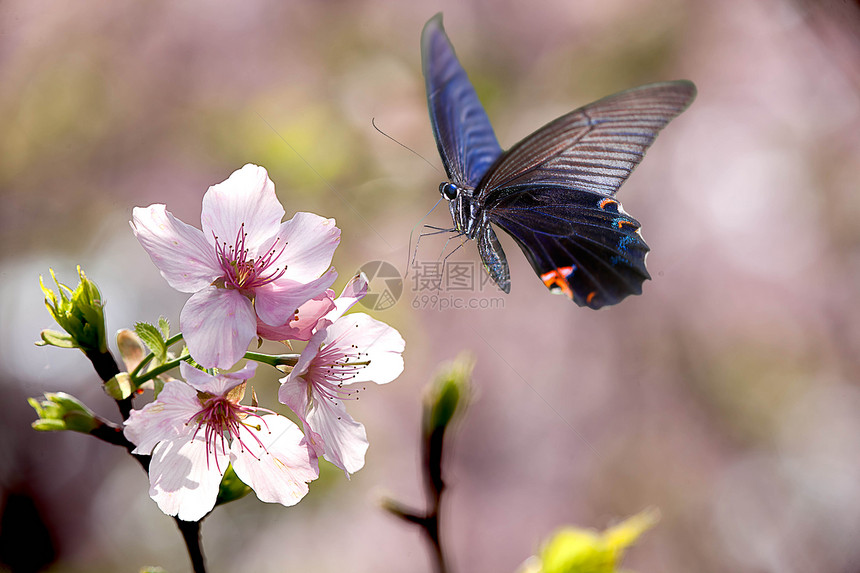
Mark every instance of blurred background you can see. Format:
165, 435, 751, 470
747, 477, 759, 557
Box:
2, 0, 859, 571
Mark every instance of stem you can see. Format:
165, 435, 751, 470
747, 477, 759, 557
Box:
385, 424, 449, 573
130, 344, 300, 388
176, 519, 206, 573
82, 336, 209, 571
133, 355, 191, 387
130, 333, 185, 380
244, 351, 301, 369
84, 348, 132, 419
423, 426, 447, 573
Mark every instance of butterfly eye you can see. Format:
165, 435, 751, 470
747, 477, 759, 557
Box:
439, 182, 458, 200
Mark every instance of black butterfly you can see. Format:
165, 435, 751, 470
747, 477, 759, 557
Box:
421, 14, 696, 309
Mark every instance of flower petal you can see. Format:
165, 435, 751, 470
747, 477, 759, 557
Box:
131, 205, 220, 293
323, 313, 405, 385
123, 380, 200, 454
280, 327, 328, 389
230, 415, 319, 507
180, 362, 257, 395
306, 394, 368, 476
324, 273, 369, 323
180, 286, 257, 369
278, 368, 313, 421
255, 267, 337, 327
256, 289, 335, 342
200, 164, 284, 255
277, 212, 341, 282
148, 432, 227, 521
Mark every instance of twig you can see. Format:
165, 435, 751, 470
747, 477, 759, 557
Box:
84, 347, 208, 572
385, 424, 450, 573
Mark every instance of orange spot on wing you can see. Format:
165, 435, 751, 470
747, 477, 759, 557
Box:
586, 291, 597, 305
540, 266, 575, 299
599, 198, 618, 210
616, 219, 638, 230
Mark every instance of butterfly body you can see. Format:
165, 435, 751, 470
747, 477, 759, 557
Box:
421, 13, 696, 309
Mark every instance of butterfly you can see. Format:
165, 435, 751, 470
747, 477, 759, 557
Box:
421, 13, 696, 309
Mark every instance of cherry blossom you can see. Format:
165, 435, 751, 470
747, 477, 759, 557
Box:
131, 164, 339, 368
278, 277, 404, 476
124, 362, 319, 521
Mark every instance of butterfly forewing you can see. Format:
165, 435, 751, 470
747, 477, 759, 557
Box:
422, 14, 503, 188
478, 82, 697, 203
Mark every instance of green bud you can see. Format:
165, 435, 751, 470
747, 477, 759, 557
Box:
423, 354, 473, 436
104, 372, 135, 400
520, 508, 660, 573
39, 267, 107, 354
28, 392, 98, 434
215, 464, 251, 506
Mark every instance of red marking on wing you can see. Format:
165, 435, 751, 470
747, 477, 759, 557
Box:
540, 267, 575, 299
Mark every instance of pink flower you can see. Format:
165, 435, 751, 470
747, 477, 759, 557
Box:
256, 291, 335, 342
131, 164, 340, 368
257, 273, 368, 342
278, 278, 404, 476
124, 362, 319, 521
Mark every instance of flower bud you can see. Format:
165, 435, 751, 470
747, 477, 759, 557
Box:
117, 329, 146, 373
423, 354, 473, 436
104, 372, 135, 401
28, 392, 98, 434
39, 267, 107, 354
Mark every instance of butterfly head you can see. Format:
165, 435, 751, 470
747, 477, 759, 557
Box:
439, 182, 458, 201
439, 182, 480, 238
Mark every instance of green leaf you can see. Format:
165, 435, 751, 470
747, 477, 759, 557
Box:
38, 329, 78, 348
135, 322, 167, 365
158, 316, 170, 339
215, 464, 251, 506
522, 509, 660, 573
152, 377, 165, 399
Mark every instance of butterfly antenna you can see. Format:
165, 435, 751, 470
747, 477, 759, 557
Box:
372, 117, 441, 174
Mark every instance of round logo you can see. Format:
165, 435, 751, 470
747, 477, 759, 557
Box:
356, 261, 403, 311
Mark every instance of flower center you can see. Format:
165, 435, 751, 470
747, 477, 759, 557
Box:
213, 223, 287, 292
308, 337, 371, 405
189, 393, 272, 470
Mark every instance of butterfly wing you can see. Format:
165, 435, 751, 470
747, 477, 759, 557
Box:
421, 13, 503, 188
479, 81, 697, 308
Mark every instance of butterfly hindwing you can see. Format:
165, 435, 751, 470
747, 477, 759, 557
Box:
488, 187, 650, 308
421, 14, 503, 188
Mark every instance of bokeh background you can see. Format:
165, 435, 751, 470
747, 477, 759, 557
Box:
2, 0, 860, 571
